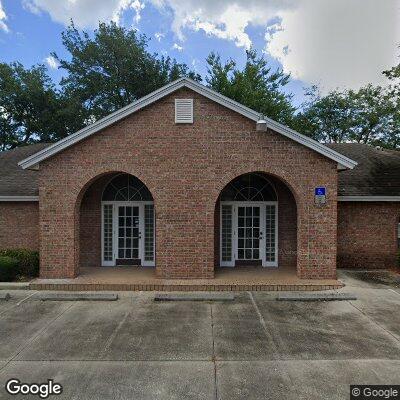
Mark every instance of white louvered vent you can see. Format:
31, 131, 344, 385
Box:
175, 99, 193, 123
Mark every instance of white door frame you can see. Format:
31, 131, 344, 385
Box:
220, 201, 278, 268
101, 201, 155, 267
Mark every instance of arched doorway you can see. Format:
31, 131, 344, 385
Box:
79, 172, 155, 269
101, 174, 155, 267
218, 173, 278, 267
215, 172, 298, 270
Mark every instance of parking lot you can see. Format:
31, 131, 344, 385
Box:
1, 270, 400, 399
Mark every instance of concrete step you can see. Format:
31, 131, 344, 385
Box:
0, 282, 30, 290
29, 282, 343, 292
39, 293, 118, 301
276, 292, 357, 301
154, 293, 235, 301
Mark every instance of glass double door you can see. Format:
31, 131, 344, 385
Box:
237, 205, 261, 261
117, 205, 140, 263
102, 202, 155, 267
220, 202, 277, 267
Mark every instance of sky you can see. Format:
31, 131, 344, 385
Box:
0, 0, 399, 107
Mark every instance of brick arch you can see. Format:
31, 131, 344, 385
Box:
73, 168, 159, 211
73, 170, 156, 275
212, 171, 299, 273
209, 168, 302, 210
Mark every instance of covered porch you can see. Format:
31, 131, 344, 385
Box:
30, 266, 343, 291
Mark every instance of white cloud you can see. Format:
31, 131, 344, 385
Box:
44, 55, 59, 69
155, 32, 165, 41
151, 0, 291, 49
172, 42, 183, 51
152, 0, 400, 91
130, 0, 145, 23
23, 0, 145, 28
0, 0, 9, 33
22, 0, 400, 91
266, 0, 400, 92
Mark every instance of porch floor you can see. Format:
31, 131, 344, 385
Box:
30, 266, 343, 291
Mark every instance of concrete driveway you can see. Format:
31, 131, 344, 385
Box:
1, 271, 400, 399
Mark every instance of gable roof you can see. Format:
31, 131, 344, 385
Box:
18, 78, 357, 170
327, 143, 400, 199
0, 143, 50, 198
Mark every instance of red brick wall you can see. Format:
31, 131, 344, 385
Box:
0, 202, 39, 250
338, 202, 400, 269
276, 179, 298, 268
38, 88, 338, 279
79, 175, 112, 267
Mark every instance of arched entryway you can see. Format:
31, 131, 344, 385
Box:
214, 172, 297, 270
79, 172, 155, 269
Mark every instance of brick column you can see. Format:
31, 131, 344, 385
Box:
296, 188, 338, 279
39, 190, 77, 278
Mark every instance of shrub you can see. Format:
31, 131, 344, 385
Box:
0, 249, 39, 277
0, 256, 19, 282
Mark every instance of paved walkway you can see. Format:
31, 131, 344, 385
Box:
1, 270, 400, 399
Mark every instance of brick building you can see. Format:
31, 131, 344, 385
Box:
0, 78, 399, 280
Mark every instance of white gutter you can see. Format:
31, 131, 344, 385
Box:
338, 196, 400, 202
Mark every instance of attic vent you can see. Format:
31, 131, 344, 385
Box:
175, 99, 193, 123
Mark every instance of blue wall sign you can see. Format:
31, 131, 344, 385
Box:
315, 187, 326, 196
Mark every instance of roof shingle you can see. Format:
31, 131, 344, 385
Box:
0, 143, 50, 196
327, 143, 400, 196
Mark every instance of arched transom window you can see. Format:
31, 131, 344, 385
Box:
220, 173, 277, 202
102, 174, 153, 201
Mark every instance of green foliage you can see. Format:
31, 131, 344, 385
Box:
0, 256, 19, 282
383, 44, 400, 82
206, 49, 294, 125
0, 62, 74, 150
293, 84, 399, 149
53, 21, 201, 122
0, 249, 39, 277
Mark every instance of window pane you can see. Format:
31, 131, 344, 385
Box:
220, 173, 277, 201
103, 205, 113, 262
102, 174, 153, 201
144, 204, 155, 262
221, 204, 233, 262
265, 204, 276, 262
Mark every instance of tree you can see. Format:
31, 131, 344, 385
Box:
294, 85, 399, 149
383, 44, 400, 82
53, 21, 201, 122
206, 49, 295, 125
293, 87, 353, 143
0, 62, 71, 150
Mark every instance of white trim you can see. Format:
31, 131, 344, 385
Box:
220, 203, 234, 267
101, 203, 114, 267
220, 201, 278, 268
338, 196, 400, 202
0, 196, 39, 202
175, 98, 193, 123
18, 78, 357, 170
101, 201, 155, 267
